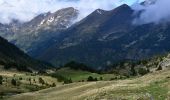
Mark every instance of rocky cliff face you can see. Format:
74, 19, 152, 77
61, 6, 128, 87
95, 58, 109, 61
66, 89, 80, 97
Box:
0, 7, 78, 54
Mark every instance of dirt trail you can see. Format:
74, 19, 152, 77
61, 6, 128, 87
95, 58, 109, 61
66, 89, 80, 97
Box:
7, 80, 141, 100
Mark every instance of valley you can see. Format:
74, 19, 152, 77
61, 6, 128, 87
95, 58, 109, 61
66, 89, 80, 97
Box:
0, 52, 169, 100
0, 0, 170, 100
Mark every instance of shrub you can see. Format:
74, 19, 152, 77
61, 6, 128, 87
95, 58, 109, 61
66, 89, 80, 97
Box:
0, 92, 4, 99
94, 78, 98, 81
87, 76, 98, 81
19, 77, 22, 80
87, 76, 94, 81
64, 78, 72, 84
138, 68, 149, 76
11, 79, 17, 86
52, 83, 56, 87
130, 66, 137, 76
29, 78, 31, 85
39, 77, 45, 85
100, 77, 103, 80
157, 65, 162, 71
38, 70, 47, 75
0, 76, 3, 85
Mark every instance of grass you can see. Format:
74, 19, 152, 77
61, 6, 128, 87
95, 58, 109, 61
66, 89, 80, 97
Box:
0, 69, 59, 99
3, 66, 170, 100
50, 68, 116, 82
145, 79, 169, 100
5, 69, 170, 100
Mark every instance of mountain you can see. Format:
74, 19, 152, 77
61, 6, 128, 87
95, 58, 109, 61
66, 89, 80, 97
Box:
36, 4, 136, 67
36, 4, 170, 68
0, 36, 52, 72
0, 7, 78, 56
1, 3, 170, 69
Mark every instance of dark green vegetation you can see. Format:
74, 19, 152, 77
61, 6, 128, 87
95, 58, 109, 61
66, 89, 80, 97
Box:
49, 56, 162, 83
0, 73, 57, 99
0, 36, 53, 72
0, 76, 2, 85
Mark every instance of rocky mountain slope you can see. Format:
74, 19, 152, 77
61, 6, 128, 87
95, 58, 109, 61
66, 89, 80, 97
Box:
36, 4, 136, 67
36, 4, 170, 68
0, 7, 78, 55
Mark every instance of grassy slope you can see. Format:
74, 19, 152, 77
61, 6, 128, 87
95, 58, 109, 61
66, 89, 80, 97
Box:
7, 69, 170, 100
51, 68, 115, 82
0, 68, 59, 100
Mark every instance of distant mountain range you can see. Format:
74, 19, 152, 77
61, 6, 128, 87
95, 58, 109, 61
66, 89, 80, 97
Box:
1, 1, 170, 69
37, 4, 170, 68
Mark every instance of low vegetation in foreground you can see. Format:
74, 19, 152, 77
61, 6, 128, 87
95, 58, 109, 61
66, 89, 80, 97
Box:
0, 67, 58, 99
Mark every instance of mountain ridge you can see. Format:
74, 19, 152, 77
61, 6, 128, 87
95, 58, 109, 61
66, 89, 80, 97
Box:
36, 4, 170, 68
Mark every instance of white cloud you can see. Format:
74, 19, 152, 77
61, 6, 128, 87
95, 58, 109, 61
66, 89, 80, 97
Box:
133, 0, 170, 24
0, 0, 120, 24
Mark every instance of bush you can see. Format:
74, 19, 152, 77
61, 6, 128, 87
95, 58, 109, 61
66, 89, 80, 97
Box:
157, 65, 162, 71
110, 77, 117, 81
100, 77, 103, 80
64, 78, 72, 84
52, 83, 56, 87
87, 76, 94, 81
39, 77, 45, 85
87, 76, 98, 82
130, 66, 137, 76
138, 68, 149, 76
0, 76, 3, 85
38, 70, 47, 75
0, 92, 4, 99
11, 79, 17, 86
94, 78, 98, 81
19, 77, 22, 80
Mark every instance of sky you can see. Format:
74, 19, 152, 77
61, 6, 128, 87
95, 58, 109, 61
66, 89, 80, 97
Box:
0, 0, 141, 24
133, 0, 170, 24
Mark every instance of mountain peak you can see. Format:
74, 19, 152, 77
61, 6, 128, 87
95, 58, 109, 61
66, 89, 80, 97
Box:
111, 4, 131, 12
26, 7, 78, 30
94, 9, 106, 15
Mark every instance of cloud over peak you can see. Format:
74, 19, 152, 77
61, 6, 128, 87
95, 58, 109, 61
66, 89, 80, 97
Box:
0, 0, 118, 24
133, 0, 170, 24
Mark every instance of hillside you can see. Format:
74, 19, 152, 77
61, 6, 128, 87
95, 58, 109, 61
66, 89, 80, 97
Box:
0, 36, 52, 72
7, 67, 170, 100
2, 49, 170, 100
